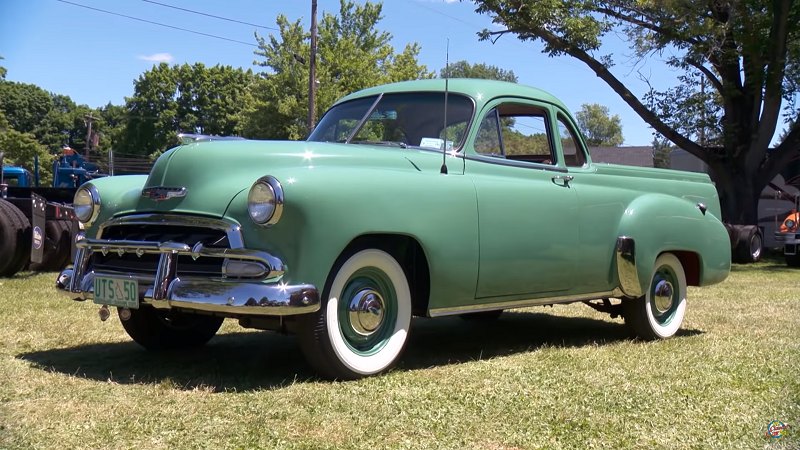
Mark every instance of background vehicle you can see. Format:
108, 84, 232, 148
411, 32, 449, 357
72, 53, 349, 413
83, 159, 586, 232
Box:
0, 148, 102, 276
773, 183, 800, 266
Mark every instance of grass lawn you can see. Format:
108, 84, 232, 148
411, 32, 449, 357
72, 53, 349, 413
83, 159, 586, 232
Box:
0, 256, 798, 449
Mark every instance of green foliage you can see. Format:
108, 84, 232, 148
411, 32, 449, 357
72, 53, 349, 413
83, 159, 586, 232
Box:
0, 129, 54, 185
119, 63, 258, 155
503, 130, 550, 155
243, 0, 432, 140
475, 0, 800, 224
0, 81, 54, 135
440, 60, 518, 82
575, 103, 623, 146
652, 135, 673, 169
0, 79, 105, 182
0, 55, 6, 80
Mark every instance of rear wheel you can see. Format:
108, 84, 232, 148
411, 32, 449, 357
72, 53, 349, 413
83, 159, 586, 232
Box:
732, 225, 762, 263
119, 306, 223, 350
0, 199, 32, 277
624, 253, 687, 340
297, 248, 412, 379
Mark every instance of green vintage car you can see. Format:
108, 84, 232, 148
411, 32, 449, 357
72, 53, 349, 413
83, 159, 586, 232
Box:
56, 79, 731, 379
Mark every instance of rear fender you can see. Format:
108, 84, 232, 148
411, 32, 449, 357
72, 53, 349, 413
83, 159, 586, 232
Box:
616, 193, 730, 295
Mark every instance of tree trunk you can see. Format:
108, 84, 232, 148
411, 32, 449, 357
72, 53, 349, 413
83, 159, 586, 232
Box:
707, 158, 761, 225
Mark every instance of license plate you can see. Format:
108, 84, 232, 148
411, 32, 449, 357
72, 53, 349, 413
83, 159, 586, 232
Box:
93, 276, 139, 309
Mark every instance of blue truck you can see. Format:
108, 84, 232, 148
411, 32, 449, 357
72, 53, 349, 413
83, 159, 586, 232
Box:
0, 149, 104, 276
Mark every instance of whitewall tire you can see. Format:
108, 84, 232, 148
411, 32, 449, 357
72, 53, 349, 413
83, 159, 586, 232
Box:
624, 253, 687, 340
298, 248, 412, 379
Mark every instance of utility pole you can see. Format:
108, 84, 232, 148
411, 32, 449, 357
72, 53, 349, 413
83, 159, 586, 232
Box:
84, 113, 95, 158
307, 0, 318, 133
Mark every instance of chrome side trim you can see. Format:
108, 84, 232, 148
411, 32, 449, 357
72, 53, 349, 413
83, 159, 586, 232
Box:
97, 214, 244, 248
428, 290, 620, 317
615, 236, 643, 298
55, 268, 319, 316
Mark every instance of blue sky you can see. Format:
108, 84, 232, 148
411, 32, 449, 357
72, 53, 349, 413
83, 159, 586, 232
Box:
1, 0, 687, 145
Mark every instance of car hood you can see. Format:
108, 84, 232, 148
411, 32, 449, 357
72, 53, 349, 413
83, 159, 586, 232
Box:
139, 139, 451, 217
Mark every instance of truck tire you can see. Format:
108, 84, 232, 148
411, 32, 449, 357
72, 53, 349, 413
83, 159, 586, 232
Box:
731, 225, 762, 264
786, 253, 800, 267
29, 220, 72, 271
0, 199, 32, 277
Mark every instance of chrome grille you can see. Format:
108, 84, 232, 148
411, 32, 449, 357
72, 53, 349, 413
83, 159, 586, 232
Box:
92, 224, 229, 277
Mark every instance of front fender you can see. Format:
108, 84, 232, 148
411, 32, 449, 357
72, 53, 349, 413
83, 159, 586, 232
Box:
82, 175, 149, 237
617, 193, 730, 294
224, 167, 480, 308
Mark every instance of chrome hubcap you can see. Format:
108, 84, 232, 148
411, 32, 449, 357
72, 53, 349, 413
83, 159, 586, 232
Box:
348, 289, 385, 336
653, 279, 674, 314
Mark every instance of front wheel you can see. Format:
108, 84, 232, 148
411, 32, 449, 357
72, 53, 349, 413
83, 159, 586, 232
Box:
786, 253, 800, 267
119, 306, 223, 350
297, 249, 412, 380
624, 253, 687, 340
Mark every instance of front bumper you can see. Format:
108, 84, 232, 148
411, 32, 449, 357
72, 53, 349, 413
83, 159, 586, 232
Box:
56, 234, 319, 317
774, 232, 800, 255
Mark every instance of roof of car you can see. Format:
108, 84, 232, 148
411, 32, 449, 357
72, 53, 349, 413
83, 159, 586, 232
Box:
335, 78, 568, 112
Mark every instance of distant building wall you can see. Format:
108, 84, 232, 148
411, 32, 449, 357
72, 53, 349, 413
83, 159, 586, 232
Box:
588, 146, 653, 167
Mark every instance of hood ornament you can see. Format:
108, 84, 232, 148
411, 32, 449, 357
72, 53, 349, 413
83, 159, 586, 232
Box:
141, 186, 187, 201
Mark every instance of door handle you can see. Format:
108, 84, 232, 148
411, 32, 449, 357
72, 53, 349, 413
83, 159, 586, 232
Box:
551, 175, 574, 187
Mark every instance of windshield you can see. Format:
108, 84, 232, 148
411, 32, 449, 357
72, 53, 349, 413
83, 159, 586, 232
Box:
308, 92, 474, 151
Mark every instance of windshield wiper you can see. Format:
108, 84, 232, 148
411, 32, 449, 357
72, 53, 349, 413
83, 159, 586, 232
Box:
350, 140, 408, 149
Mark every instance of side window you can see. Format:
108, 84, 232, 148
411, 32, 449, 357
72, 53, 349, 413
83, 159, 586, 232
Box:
474, 108, 502, 155
475, 103, 555, 165
557, 115, 587, 167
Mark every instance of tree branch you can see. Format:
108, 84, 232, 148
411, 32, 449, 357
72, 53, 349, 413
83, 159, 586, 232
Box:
761, 122, 800, 182
755, 0, 791, 152
527, 27, 706, 158
592, 6, 702, 47
686, 59, 723, 92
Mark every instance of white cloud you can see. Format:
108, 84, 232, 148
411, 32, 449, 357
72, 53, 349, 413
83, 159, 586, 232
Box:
138, 53, 174, 63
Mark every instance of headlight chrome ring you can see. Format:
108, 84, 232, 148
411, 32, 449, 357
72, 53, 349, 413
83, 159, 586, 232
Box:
248, 176, 284, 227
73, 184, 101, 227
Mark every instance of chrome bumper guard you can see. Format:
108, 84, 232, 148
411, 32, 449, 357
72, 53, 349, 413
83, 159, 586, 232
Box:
774, 232, 800, 245
56, 235, 319, 316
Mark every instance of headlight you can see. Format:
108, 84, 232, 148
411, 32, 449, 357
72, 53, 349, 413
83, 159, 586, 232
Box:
73, 184, 100, 226
786, 219, 797, 230
247, 176, 284, 226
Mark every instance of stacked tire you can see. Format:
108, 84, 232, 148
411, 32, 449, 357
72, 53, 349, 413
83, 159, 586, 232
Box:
0, 198, 73, 276
0, 199, 32, 277
726, 224, 763, 264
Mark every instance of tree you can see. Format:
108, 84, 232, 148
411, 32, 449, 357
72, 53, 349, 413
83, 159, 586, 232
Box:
119, 63, 258, 156
244, 0, 432, 140
652, 136, 673, 169
474, 1, 800, 225
575, 103, 623, 146
440, 60, 518, 82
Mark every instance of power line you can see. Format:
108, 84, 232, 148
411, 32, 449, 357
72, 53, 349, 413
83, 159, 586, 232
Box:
407, 0, 485, 30
141, 0, 277, 31
55, 0, 258, 47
